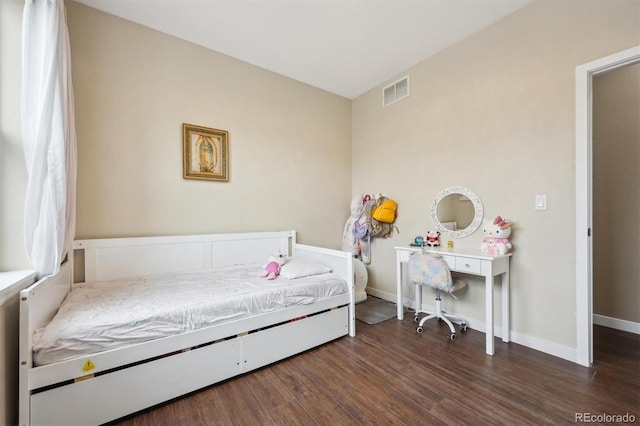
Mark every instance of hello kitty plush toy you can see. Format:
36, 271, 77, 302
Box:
480, 216, 513, 255
425, 230, 440, 247
259, 252, 287, 280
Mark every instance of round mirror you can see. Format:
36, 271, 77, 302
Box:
430, 186, 483, 238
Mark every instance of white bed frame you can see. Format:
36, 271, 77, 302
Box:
19, 230, 355, 426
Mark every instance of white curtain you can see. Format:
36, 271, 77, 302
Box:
22, 0, 77, 277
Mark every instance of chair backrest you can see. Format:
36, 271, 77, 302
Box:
407, 252, 453, 292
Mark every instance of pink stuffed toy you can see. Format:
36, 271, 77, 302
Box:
480, 216, 513, 255
259, 252, 287, 280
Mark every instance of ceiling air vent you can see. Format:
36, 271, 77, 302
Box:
383, 76, 410, 106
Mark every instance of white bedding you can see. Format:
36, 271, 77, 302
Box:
33, 264, 347, 366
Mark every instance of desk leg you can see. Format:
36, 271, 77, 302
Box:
396, 254, 404, 320
485, 267, 495, 355
502, 268, 510, 343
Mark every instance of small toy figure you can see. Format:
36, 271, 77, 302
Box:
425, 230, 440, 247
480, 216, 513, 255
259, 252, 287, 280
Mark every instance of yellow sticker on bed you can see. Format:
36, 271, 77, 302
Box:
82, 359, 96, 372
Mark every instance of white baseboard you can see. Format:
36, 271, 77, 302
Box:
508, 330, 576, 363
365, 287, 397, 303
365, 287, 578, 364
593, 314, 640, 335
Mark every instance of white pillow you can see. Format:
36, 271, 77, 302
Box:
280, 258, 332, 279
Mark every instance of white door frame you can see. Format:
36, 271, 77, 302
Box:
575, 45, 640, 367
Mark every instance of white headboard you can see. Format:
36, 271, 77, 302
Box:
73, 230, 296, 283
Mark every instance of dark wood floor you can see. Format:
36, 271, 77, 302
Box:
110, 316, 640, 426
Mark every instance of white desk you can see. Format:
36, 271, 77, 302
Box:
394, 246, 511, 355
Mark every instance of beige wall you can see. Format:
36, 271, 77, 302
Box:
352, 0, 640, 352
593, 63, 640, 323
67, 1, 352, 249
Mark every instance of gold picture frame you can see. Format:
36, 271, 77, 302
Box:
182, 123, 229, 182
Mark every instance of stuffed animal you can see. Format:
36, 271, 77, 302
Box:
425, 230, 440, 247
480, 216, 513, 255
259, 252, 287, 280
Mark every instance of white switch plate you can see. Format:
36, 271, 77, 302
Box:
535, 195, 547, 210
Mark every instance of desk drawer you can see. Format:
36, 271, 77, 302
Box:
455, 257, 482, 274
441, 255, 455, 270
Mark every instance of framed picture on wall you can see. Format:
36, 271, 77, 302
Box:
182, 123, 229, 182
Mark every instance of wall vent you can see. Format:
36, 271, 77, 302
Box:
382, 75, 410, 106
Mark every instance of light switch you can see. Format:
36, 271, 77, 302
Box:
535, 195, 547, 210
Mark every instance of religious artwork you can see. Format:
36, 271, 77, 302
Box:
182, 123, 229, 182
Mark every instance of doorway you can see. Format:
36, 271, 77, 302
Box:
592, 63, 639, 336
575, 46, 640, 367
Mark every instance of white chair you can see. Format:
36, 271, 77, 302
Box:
408, 251, 468, 340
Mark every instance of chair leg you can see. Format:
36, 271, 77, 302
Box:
415, 291, 468, 338
414, 310, 434, 322
416, 313, 436, 333
443, 312, 466, 324
440, 315, 456, 335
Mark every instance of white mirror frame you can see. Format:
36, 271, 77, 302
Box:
430, 186, 484, 238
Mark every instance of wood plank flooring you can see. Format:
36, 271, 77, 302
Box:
109, 317, 639, 425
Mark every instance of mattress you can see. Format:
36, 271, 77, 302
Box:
32, 264, 348, 366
